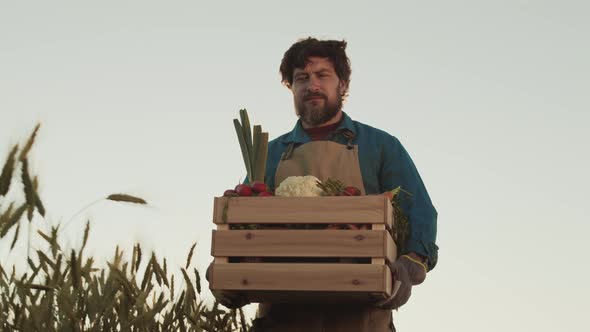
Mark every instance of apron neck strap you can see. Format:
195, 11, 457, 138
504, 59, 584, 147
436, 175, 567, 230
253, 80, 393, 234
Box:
282, 129, 356, 161
327, 128, 355, 150
281, 142, 296, 160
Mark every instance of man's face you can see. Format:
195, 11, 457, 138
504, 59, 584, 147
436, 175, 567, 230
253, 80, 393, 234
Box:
291, 56, 347, 127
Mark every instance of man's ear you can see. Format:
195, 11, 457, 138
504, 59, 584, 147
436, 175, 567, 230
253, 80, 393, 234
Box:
340, 80, 350, 96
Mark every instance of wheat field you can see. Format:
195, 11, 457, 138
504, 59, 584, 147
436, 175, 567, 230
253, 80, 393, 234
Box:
0, 125, 250, 331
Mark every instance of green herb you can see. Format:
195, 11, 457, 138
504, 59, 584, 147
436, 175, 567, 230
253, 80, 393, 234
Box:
389, 186, 412, 256
233, 109, 269, 183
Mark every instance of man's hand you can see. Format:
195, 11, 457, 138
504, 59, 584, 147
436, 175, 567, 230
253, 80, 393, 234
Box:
375, 259, 412, 309
211, 289, 250, 309
399, 253, 427, 285
206, 262, 250, 309
374, 254, 428, 309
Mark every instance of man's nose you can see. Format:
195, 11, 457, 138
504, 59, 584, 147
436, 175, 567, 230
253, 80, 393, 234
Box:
307, 75, 321, 92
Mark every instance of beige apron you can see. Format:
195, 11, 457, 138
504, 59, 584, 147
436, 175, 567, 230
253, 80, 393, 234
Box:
274, 141, 366, 195
255, 137, 394, 332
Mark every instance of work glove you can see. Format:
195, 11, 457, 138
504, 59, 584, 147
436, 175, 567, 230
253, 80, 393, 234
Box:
398, 254, 427, 286
206, 262, 250, 309
211, 289, 250, 309
374, 255, 427, 309
374, 259, 412, 310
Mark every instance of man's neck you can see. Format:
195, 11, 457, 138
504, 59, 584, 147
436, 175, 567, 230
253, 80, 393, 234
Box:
303, 116, 344, 141
300, 111, 343, 129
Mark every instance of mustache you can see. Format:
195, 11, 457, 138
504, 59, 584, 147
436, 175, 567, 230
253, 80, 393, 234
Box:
304, 92, 326, 100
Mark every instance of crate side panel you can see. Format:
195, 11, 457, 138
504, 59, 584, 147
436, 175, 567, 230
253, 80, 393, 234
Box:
384, 232, 397, 263
210, 263, 387, 292
212, 230, 388, 257
213, 197, 224, 224
213, 196, 390, 224
243, 290, 385, 304
384, 197, 393, 228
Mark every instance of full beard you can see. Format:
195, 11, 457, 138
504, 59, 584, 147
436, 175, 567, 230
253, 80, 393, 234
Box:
295, 94, 343, 127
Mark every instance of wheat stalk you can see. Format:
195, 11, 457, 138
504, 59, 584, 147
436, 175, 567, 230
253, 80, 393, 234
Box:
0, 125, 253, 331
106, 194, 147, 205
185, 242, 196, 269
0, 144, 18, 197
18, 123, 40, 162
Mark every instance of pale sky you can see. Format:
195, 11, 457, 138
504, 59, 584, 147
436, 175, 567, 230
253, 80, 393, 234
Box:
1, 1, 589, 331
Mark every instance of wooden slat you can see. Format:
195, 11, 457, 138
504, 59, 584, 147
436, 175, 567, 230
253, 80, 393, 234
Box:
372, 258, 385, 265
213, 196, 392, 226
385, 229, 396, 263
214, 224, 229, 263
242, 290, 388, 304
210, 263, 391, 293
211, 230, 395, 262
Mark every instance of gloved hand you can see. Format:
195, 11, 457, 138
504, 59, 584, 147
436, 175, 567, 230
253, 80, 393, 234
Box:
375, 259, 412, 310
398, 254, 427, 286
374, 254, 427, 309
206, 262, 250, 309
211, 289, 250, 309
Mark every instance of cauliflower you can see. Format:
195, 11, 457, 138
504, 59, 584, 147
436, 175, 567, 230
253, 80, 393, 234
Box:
275, 175, 324, 197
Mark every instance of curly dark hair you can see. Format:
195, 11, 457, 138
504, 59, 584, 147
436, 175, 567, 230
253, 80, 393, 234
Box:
279, 37, 351, 92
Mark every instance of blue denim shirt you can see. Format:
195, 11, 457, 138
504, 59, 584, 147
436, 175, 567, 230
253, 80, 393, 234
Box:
263, 112, 439, 270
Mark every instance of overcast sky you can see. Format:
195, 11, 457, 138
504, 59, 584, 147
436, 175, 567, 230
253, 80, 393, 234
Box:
1, 1, 588, 331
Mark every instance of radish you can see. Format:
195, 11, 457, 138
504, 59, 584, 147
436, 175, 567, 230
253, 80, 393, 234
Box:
235, 184, 253, 196
250, 182, 269, 193
342, 186, 361, 196
223, 189, 239, 197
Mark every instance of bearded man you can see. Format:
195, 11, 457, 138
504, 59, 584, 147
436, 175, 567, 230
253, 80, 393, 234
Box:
211, 37, 438, 332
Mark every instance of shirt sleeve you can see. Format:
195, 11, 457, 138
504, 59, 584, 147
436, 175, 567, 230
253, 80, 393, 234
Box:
379, 135, 439, 270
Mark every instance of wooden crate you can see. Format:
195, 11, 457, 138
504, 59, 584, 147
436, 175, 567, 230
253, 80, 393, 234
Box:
209, 196, 397, 304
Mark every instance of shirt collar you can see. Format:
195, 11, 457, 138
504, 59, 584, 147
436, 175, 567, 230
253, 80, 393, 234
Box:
280, 111, 357, 144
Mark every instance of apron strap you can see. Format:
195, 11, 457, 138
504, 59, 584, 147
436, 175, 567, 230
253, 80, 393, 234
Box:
326, 128, 356, 150
341, 129, 356, 150
282, 129, 356, 161
281, 142, 296, 161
